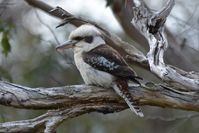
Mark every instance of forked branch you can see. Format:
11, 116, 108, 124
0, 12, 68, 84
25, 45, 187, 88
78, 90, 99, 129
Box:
130, 0, 199, 91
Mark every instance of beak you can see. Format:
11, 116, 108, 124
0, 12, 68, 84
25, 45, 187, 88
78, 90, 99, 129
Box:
56, 40, 78, 51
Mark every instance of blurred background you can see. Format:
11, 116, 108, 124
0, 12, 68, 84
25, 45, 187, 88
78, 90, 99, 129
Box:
0, 0, 199, 133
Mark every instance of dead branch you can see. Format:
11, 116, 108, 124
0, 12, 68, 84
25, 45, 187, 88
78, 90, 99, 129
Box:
129, 0, 199, 91
0, 81, 198, 132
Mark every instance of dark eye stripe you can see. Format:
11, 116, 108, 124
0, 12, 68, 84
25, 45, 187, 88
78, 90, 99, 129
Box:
73, 36, 83, 41
84, 36, 93, 43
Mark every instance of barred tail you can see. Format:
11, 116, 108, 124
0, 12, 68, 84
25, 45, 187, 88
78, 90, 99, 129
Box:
113, 84, 144, 117
124, 93, 144, 117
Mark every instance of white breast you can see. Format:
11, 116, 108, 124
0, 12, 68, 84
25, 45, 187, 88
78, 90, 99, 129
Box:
74, 52, 114, 88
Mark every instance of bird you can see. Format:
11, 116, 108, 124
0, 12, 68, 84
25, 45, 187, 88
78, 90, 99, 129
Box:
56, 24, 144, 117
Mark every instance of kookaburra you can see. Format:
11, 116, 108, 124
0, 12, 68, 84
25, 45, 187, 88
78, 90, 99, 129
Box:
56, 24, 144, 117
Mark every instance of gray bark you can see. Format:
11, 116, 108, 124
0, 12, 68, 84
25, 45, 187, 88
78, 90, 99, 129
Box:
0, 81, 198, 132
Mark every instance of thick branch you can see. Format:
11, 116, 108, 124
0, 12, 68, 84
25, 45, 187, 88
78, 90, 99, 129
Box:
0, 81, 199, 132
0, 81, 198, 111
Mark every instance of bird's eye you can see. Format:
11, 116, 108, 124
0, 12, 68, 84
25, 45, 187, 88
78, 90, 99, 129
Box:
73, 36, 83, 41
84, 36, 93, 43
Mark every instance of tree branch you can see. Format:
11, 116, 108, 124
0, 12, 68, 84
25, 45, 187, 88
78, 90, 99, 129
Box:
130, 0, 199, 91
110, 0, 198, 71
0, 107, 97, 133
0, 81, 198, 132
1, 81, 198, 110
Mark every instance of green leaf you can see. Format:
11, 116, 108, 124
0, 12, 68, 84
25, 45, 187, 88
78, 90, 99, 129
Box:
1, 31, 11, 57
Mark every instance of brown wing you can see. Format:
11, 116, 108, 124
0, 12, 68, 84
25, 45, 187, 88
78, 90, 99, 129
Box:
82, 44, 142, 83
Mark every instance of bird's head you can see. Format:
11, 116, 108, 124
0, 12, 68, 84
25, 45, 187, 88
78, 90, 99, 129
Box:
56, 24, 105, 52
